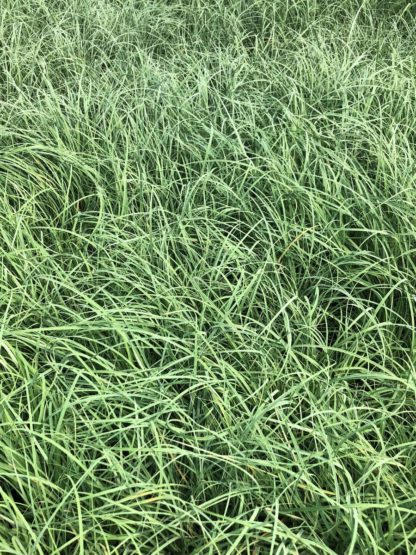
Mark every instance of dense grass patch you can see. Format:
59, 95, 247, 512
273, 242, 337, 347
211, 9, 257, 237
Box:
1, 1, 415, 553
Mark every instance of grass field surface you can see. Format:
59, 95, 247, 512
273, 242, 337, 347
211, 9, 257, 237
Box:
0, 1, 416, 553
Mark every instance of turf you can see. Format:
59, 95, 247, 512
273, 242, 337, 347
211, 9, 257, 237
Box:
0, 1, 416, 553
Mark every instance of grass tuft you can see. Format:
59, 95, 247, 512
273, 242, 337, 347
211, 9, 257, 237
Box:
0, 1, 415, 553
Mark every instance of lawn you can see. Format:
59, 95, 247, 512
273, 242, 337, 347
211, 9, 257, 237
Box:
0, 1, 415, 553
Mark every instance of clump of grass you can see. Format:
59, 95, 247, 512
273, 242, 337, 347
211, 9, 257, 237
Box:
0, 1, 415, 553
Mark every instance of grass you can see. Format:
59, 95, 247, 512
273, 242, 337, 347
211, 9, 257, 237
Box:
0, 0, 416, 553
